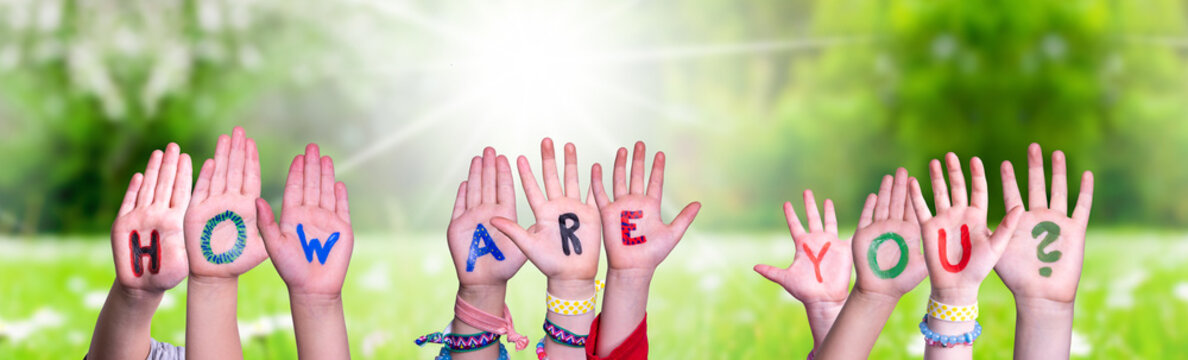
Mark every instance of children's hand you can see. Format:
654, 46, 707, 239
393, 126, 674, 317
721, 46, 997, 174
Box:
591, 142, 701, 274
256, 144, 354, 297
447, 147, 527, 287
111, 143, 192, 295
491, 138, 600, 283
184, 127, 269, 279
995, 144, 1093, 304
909, 153, 1023, 305
850, 168, 927, 299
754, 190, 850, 305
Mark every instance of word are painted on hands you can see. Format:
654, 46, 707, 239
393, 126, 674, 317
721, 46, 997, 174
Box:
558, 213, 582, 256
466, 224, 505, 272
297, 224, 340, 265
867, 232, 908, 279
1031, 221, 1062, 277
129, 230, 161, 277
200, 210, 247, 264
802, 242, 831, 283
937, 225, 972, 273
620, 210, 646, 245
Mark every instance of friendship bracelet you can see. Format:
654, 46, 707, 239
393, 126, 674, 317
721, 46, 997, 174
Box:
434, 342, 509, 360
918, 315, 982, 348
543, 318, 588, 347
416, 323, 502, 353
455, 295, 530, 351
536, 337, 548, 360
926, 298, 979, 322
546, 280, 605, 315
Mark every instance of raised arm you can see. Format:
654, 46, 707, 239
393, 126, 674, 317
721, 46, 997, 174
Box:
88, 143, 191, 359
256, 143, 354, 359
995, 143, 1093, 359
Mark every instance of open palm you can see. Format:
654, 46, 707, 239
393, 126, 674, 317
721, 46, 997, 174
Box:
591, 142, 700, 272
184, 127, 268, 279
257, 144, 354, 296
447, 147, 527, 286
492, 138, 600, 281
754, 190, 850, 304
995, 144, 1093, 303
111, 143, 192, 293
850, 168, 927, 298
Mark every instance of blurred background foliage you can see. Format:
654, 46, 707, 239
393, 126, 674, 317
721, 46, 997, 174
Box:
0, 0, 1185, 235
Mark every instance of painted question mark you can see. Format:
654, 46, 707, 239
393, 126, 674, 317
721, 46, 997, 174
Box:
1031, 221, 1062, 277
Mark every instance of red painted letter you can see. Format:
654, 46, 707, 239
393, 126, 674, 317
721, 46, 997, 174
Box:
938, 225, 971, 273
620, 210, 646, 245
802, 242, 831, 283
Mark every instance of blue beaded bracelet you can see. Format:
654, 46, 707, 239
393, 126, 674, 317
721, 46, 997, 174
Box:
918, 315, 982, 348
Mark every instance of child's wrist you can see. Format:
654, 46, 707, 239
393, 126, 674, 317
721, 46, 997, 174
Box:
547, 278, 598, 299
289, 291, 344, 311
930, 287, 979, 305
457, 283, 508, 314
606, 267, 656, 283
112, 281, 165, 306
1014, 296, 1074, 318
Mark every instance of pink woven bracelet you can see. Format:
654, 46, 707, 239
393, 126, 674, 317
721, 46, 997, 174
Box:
455, 295, 530, 351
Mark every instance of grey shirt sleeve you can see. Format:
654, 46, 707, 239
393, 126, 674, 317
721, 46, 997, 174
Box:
146, 338, 185, 360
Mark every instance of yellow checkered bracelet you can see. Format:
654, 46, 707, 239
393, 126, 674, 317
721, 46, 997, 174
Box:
926, 298, 978, 322
546, 280, 604, 316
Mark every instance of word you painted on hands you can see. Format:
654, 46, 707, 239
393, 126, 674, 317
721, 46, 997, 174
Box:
559, 213, 582, 255
200, 210, 248, 265
129, 230, 161, 277
297, 224, 340, 265
620, 210, 646, 246
466, 224, 505, 272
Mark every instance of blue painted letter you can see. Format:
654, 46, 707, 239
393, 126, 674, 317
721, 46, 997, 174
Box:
298, 224, 340, 265
466, 224, 505, 272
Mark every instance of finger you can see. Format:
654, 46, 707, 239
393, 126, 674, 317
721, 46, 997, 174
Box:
857, 193, 876, 229
1028, 143, 1048, 209
451, 181, 467, 220
191, 159, 215, 205
255, 198, 284, 253
243, 138, 261, 196
540, 138, 563, 200
928, 159, 951, 211
905, 196, 919, 224
990, 206, 1025, 255
945, 152, 968, 207
612, 147, 628, 199
118, 173, 143, 216
170, 154, 193, 209
482, 147, 497, 204
667, 201, 701, 242
1050, 151, 1069, 215
629, 141, 647, 195
563, 142, 581, 199
783, 201, 807, 238
209, 134, 230, 195
874, 174, 893, 221
283, 155, 304, 208
803, 190, 823, 233
226, 126, 247, 193
753, 264, 786, 284
491, 217, 533, 254
591, 163, 610, 209
496, 155, 515, 207
1000, 161, 1024, 212
320, 156, 336, 211
889, 167, 909, 220
153, 143, 180, 206
517, 156, 546, 208
824, 199, 838, 235
970, 157, 988, 209
466, 156, 482, 209
646, 151, 665, 201
303, 143, 321, 206
335, 182, 351, 223
1072, 171, 1094, 227
136, 149, 163, 207
909, 177, 933, 222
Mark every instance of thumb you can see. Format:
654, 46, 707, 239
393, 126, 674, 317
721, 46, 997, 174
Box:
753, 264, 786, 284
667, 201, 702, 242
255, 198, 284, 252
490, 216, 533, 254
989, 205, 1024, 255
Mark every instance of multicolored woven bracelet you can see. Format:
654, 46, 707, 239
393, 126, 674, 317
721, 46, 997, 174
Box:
918, 315, 982, 348
434, 342, 509, 360
543, 318, 587, 348
416, 330, 502, 352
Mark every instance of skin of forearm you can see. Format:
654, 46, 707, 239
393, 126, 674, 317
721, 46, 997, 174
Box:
595, 268, 653, 357
451, 283, 508, 360
186, 275, 245, 360
289, 292, 350, 360
543, 278, 598, 360
1012, 297, 1074, 360
86, 282, 163, 360
803, 299, 845, 349
817, 289, 898, 360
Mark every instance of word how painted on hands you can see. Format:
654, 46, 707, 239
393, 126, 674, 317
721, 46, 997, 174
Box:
620, 210, 646, 245
129, 230, 161, 277
938, 225, 972, 273
297, 224, 340, 265
200, 210, 248, 264
802, 242, 831, 283
867, 232, 908, 279
1032, 221, 1062, 277
558, 213, 582, 256
466, 224, 505, 272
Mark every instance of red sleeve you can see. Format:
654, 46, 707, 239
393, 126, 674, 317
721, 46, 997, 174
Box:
584, 313, 648, 360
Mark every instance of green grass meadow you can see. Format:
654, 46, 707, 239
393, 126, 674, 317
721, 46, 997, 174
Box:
1, 231, 1185, 359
